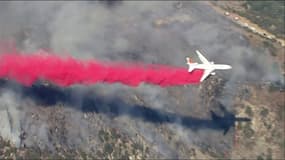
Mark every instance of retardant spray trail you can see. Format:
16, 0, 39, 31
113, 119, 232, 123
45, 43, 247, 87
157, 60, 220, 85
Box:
0, 52, 204, 87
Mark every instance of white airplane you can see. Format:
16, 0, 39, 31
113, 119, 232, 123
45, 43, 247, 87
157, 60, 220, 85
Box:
186, 50, 232, 82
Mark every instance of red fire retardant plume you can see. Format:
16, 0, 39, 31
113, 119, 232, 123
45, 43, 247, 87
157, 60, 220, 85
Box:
0, 51, 204, 87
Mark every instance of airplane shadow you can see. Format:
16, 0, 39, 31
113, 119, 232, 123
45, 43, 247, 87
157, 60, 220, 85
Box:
0, 80, 250, 134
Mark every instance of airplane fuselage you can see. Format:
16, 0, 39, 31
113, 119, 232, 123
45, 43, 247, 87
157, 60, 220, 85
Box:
190, 64, 232, 70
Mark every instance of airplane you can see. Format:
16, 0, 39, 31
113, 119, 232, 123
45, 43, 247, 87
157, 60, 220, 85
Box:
186, 50, 232, 82
210, 105, 251, 135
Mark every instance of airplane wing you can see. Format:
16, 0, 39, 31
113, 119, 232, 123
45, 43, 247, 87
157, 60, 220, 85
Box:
196, 50, 210, 64
200, 68, 214, 82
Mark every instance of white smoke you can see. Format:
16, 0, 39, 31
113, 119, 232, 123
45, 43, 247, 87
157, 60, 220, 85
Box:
0, 90, 22, 147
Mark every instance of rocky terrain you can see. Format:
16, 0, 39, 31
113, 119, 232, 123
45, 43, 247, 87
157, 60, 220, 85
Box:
0, 1, 284, 159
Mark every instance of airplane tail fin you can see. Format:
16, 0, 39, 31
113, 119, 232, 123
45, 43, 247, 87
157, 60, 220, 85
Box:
223, 127, 230, 135
186, 57, 192, 64
186, 57, 195, 72
210, 110, 219, 120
